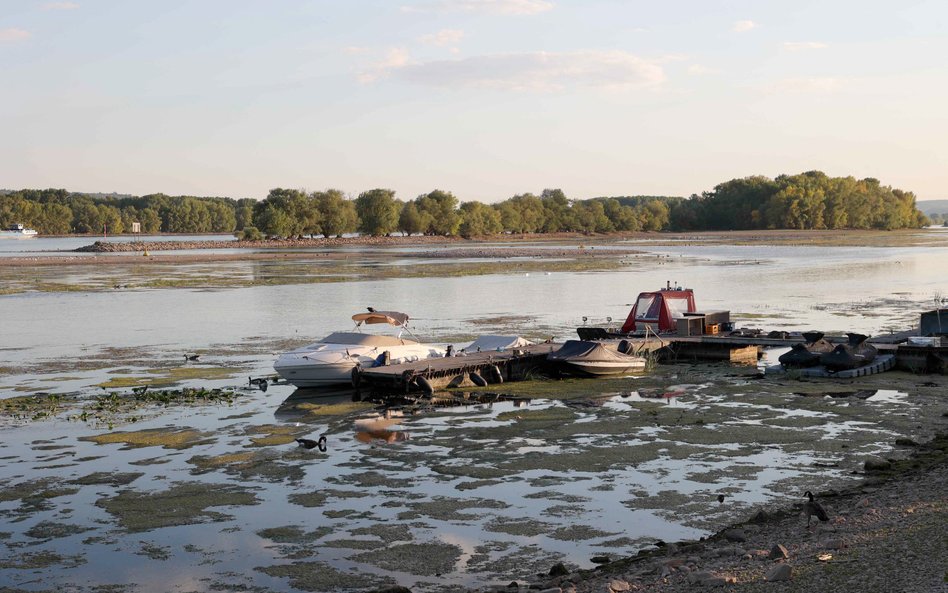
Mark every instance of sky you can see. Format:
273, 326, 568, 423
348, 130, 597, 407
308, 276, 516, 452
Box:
1, 0, 946, 203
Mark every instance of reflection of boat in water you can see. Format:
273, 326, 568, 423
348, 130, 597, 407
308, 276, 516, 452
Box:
778, 331, 834, 368
354, 412, 410, 444
820, 333, 877, 370
0, 223, 38, 239
547, 340, 647, 377
274, 311, 446, 388
273, 389, 360, 419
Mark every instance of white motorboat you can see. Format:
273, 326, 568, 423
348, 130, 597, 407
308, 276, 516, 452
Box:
0, 223, 38, 239
274, 311, 446, 388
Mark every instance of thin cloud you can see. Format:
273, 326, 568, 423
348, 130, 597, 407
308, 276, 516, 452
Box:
419, 29, 465, 47
401, 0, 553, 15
343, 46, 371, 55
783, 41, 828, 51
763, 77, 844, 94
732, 20, 757, 33
367, 50, 665, 92
42, 1, 80, 9
0, 28, 31, 43
359, 47, 411, 83
687, 64, 718, 75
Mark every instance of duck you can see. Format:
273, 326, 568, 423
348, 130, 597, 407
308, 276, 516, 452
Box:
296, 435, 328, 452
804, 490, 829, 526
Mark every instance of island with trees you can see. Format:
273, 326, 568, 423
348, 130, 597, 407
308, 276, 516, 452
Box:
0, 171, 930, 239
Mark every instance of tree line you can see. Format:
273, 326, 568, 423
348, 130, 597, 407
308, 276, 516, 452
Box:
0, 171, 930, 238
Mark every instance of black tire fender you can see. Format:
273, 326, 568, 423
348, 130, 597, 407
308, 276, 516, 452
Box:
414, 375, 434, 395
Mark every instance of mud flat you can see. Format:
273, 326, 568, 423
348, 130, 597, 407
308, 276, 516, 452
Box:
525, 434, 948, 593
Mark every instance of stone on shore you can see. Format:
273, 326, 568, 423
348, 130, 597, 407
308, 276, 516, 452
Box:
769, 544, 790, 560
823, 538, 846, 550
549, 562, 570, 577
864, 457, 892, 471
765, 563, 793, 582
609, 579, 631, 592
723, 528, 747, 542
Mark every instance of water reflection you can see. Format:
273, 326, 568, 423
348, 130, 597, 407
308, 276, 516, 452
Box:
354, 412, 411, 444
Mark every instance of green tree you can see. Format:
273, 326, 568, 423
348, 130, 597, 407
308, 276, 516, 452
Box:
38, 203, 73, 234
502, 193, 545, 233
603, 199, 640, 231
458, 201, 503, 238
253, 203, 294, 238
72, 201, 102, 233
315, 189, 359, 237
253, 188, 320, 238
540, 188, 571, 232
235, 198, 256, 231
355, 189, 400, 236
640, 200, 670, 231
415, 189, 461, 236
398, 201, 428, 236
139, 208, 162, 233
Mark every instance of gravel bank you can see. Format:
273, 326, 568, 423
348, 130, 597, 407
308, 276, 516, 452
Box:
73, 235, 465, 252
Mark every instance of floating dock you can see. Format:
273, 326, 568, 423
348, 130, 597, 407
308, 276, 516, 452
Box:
358, 342, 561, 392
356, 332, 946, 396
798, 354, 897, 378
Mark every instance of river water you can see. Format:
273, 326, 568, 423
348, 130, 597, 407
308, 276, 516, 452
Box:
0, 234, 946, 592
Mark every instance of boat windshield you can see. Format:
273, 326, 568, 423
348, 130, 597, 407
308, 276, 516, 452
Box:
320, 332, 415, 347
634, 295, 659, 319
664, 296, 692, 319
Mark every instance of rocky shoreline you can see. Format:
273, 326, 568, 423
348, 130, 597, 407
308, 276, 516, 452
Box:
72, 234, 467, 252
501, 434, 948, 593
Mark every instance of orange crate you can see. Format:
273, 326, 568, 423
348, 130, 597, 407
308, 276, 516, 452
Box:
706, 323, 720, 335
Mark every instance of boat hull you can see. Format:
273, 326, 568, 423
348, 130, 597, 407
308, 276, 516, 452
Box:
558, 359, 646, 377
274, 360, 358, 388
0, 231, 38, 239
275, 343, 447, 388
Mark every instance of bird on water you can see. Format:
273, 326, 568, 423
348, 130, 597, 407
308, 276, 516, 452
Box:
804, 490, 829, 526
296, 435, 328, 452
184, 354, 200, 361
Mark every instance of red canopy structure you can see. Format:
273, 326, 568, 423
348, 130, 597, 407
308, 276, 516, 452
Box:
620, 287, 697, 333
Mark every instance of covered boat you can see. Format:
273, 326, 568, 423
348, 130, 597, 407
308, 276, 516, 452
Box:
547, 340, 647, 377
778, 331, 835, 368
819, 333, 878, 371
274, 310, 446, 388
461, 335, 534, 353
577, 282, 697, 339
620, 284, 697, 333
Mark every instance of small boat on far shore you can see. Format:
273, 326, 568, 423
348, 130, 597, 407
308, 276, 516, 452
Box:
548, 340, 647, 377
0, 223, 38, 239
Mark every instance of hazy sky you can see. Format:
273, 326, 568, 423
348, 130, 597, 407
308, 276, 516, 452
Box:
2, 0, 946, 202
